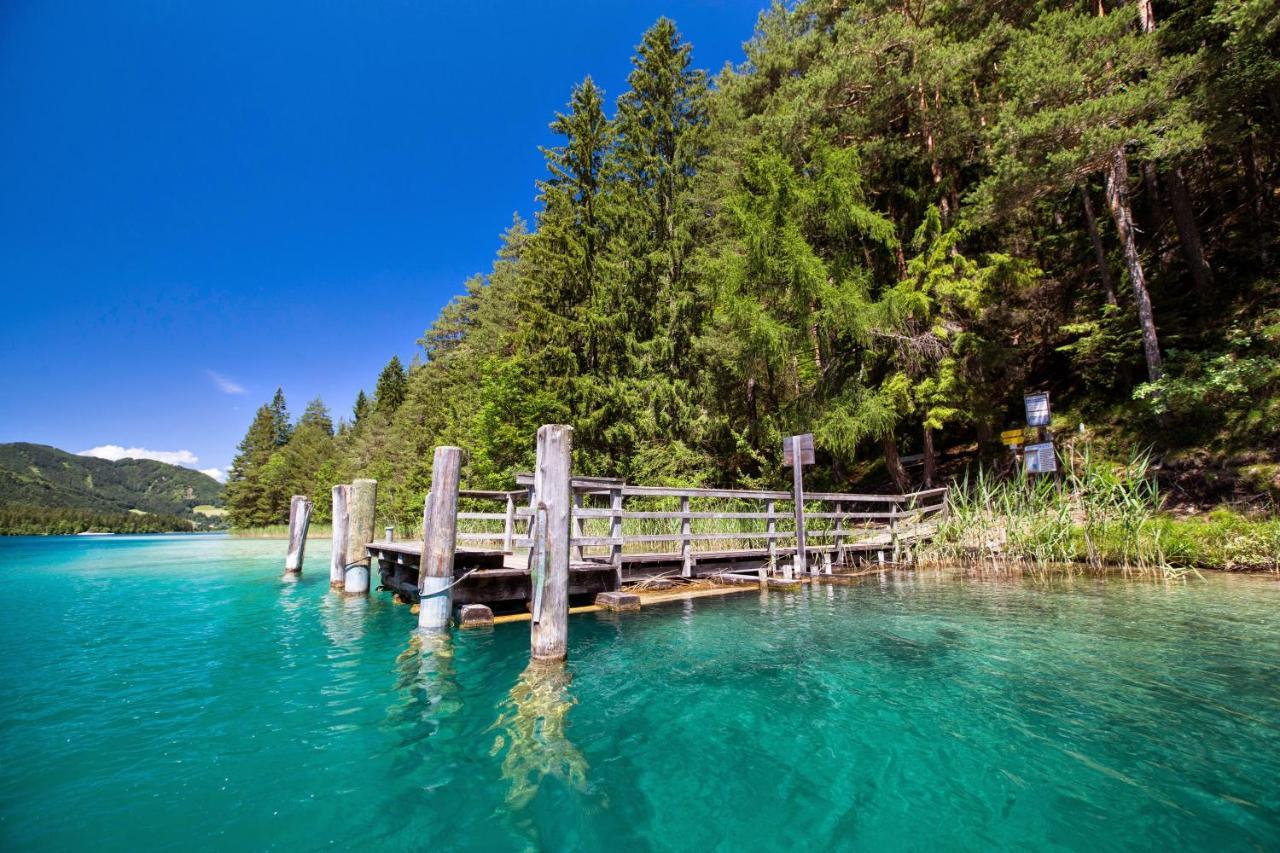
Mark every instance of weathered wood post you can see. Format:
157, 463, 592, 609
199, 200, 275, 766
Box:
419, 446, 462, 634
792, 437, 808, 574
330, 484, 350, 588
530, 424, 572, 662
680, 495, 693, 578
890, 503, 901, 564
571, 493, 586, 563
609, 486, 623, 589
502, 493, 516, 554
834, 500, 846, 568
282, 494, 312, 581
343, 478, 377, 594
385, 525, 395, 542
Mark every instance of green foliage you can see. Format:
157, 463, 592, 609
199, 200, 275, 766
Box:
0, 443, 222, 520
224, 4, 1280, 525
0, 504, 197, 536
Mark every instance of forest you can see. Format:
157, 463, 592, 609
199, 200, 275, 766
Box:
225, 0, 1279, 531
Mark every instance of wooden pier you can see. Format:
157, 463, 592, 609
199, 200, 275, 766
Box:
367, 474, 947, 613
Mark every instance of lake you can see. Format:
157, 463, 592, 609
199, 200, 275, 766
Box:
1, 534, 1277, 851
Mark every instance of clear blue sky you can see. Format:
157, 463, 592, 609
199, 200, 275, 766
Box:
0, 0, 760, 480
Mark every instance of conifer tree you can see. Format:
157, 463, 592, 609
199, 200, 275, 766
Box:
373, 356, 408, 414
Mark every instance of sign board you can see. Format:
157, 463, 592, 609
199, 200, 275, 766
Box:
1023, 441, 1058, 474
782, 433, 815, 467
1024, 392, 1051, 428
1000, 428, 1026, 447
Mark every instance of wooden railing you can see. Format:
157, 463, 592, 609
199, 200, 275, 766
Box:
450, 477, 947, 577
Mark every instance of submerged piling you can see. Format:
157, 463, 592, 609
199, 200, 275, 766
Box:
343, 478, 377, 594
418, 446, 461, 633
530, 424, 572, 661
330, 484, 350, 589
282, 494, 312, 581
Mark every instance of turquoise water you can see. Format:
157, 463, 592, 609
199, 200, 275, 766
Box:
1, 535, 1278, 851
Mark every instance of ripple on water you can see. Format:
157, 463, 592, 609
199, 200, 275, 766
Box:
0, 537, 1278, 851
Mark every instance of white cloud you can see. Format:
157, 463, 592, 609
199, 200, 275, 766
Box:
79, 445, 200, 466
207, 370, 246, 395
200, 467, 227, 483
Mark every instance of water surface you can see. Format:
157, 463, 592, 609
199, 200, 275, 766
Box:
1, 535, 1277, 851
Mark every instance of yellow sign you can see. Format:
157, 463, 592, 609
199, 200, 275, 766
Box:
1000, 428, 1025, 446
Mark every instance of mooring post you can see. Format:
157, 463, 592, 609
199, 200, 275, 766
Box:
419, 446, 462, 633
330, 485, 350, 588
792, 436, 808, 574
282, 494, 312, 581
530, 424, 572, 662
343, 478, 377, 594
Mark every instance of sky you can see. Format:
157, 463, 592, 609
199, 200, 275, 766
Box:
0, 0, 761, 482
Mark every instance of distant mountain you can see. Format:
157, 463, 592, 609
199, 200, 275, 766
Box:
0, 443, 223, 518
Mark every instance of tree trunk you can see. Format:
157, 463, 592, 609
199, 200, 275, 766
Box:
1081, 186, 1117, 306
1164, 166, 1214, 297
882, 433, 911, 492
921, 425, 935, 489
1105, 147, 1164, 382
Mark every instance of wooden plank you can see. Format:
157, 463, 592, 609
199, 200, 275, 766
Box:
572, 508, 782, 520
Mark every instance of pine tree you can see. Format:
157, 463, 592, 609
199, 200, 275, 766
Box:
352, 390, 369, 424
268, 388, 292, 446
373, 356, 407, 414
224, 404, 278, 527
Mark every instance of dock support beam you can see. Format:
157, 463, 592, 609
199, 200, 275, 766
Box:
330, 485, 350, 588
419, 446, 462, 633
531, 424, 572, 662
282, 494, 312, 581
344, 478, 376, 594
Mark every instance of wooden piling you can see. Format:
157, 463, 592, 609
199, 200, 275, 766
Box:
282, 494, 312, 581
419, 446, 462, 633
330, 485, 350, 588
343, 478, 376, 594
530, 424, 572, 662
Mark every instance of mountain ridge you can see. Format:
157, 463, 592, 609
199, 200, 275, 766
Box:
0, 442, 223, 518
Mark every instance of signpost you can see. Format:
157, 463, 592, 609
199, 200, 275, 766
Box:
1000, 428, 1026, 448
783, 434, 814, 574
1023, 442, 1058, 474
1024, 392, 1051, 428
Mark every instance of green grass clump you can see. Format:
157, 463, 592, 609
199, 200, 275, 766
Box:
922, 444, 1279, 574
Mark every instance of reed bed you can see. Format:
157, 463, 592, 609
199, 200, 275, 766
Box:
918, 443, 1279, 576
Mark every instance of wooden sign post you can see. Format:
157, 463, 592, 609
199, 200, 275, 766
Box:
783, 433, 815, 574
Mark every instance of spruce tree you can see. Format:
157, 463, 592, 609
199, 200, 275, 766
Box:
373, 356, 408, 414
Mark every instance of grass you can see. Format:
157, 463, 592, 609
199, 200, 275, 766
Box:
919, 443, 1280, 575
193, 505, 228, 518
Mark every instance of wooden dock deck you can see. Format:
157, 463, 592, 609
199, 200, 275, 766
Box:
367, 478, 945, 610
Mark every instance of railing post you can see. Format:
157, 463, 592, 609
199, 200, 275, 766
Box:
680, 495, 692, 578
282, 494, 312, 581
530, 425, 572, 662
330, 484, 350, 589
419, 447, 462, 633
503, 493, 516, 554
766, 499, 778, 575
609, 486, 623, 589
890, 503, 901, 564
834, 500, 845, 568
343, 479, 377, 594
572, 493, 586, 563
385, 525, 395, 542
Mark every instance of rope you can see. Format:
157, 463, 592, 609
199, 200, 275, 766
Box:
419, 567, 481, 600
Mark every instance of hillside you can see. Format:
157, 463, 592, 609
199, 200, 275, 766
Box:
0, 443, 223, 519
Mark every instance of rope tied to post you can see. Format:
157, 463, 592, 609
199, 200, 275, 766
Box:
418, 567, 481, 600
